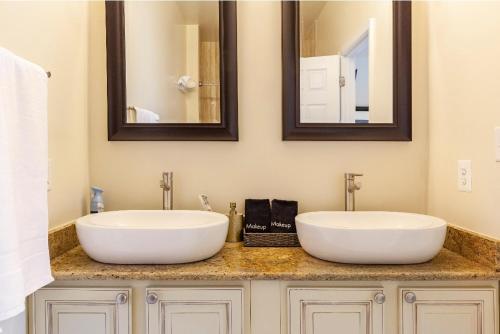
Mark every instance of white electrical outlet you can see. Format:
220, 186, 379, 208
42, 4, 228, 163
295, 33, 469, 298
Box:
457, 160, 472, 192
495, 127, 500, 162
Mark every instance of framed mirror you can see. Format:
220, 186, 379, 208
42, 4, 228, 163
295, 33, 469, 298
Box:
282, 1, 411, 141
106, 1, 238, 141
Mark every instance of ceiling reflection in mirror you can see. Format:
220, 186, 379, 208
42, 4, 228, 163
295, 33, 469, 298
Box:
124, 1, 220, 124
299, 1, 393, 124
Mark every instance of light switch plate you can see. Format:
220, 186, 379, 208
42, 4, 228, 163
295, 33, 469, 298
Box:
495, 127, 500, 162
457, 160, 472, 192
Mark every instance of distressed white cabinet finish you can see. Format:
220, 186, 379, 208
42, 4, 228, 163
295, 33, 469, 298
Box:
146, 287, 244, 334
288, 288, 384, 334
29, 282, 498, 334
31, 288, 131, 334
400, 288, 497, 334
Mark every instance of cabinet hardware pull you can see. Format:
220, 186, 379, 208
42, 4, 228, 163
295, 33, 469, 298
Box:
404, 292, 417, 304
116, 293, 128, 305
146, 293, 159, 304
374, 293, 386, 304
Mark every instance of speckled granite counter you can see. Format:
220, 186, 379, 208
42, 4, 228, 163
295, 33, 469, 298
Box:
51, 243, 499, 281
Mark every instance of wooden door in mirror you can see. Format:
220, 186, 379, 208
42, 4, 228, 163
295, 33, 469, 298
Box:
282, 1, 411, 141
106, 1, 238, 141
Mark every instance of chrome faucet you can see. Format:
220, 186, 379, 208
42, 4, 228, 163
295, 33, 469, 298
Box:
345, 173, 363, 211
160, 172, 173, 210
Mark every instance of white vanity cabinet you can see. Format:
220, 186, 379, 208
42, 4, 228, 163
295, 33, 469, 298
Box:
146, 288, 244, 334
30, 282, 498, 334
30, 288, 131, 334
400, 288, 497, 334
283, 284, 498, 334
288, 288, 384, 334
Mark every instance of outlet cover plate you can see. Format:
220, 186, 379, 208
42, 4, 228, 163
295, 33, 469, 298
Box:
457, 160, 472, 192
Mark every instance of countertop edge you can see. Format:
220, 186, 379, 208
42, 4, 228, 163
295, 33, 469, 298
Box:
50, 245, 500, 282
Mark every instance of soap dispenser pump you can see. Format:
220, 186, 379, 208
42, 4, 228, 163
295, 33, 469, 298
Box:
90, 186, 104, 214
226, 202, 243, 242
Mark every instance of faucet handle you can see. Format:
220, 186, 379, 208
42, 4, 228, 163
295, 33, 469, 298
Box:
160, 172, 173, 190
159, 179, 171, 190
198, 194, 213, 211
348, 181, 362, 192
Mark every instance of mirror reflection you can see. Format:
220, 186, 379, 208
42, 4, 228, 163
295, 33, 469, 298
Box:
124, 1, 220, 124
300, 1, 393, 124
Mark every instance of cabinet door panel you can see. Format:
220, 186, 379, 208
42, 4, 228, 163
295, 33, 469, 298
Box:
31, 288, 131, 334
288, 288, 384, 334
52, 304, 109, 334
400, 288, 496, 334
305, 304, 368, 334
147, 288, 243, 334
166, 303, 228, 334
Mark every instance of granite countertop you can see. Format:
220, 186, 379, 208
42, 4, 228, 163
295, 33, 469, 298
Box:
51, 243, 499, 281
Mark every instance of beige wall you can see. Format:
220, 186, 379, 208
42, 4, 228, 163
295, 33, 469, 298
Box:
426, 2, 500, 238
88, 1, 429, 215
2, 1, 499, 240
125, 2, 186, 122
0, 1, 90, 229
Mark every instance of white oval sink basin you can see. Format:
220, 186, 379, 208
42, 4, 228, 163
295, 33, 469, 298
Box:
296, 211, 447, 264
76, 210, 228, 264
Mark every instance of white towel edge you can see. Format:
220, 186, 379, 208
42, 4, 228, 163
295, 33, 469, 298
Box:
0, 275, 54, 322
24, 275, 54, 297
0, 305, 25, 323
0, 47, 47, 80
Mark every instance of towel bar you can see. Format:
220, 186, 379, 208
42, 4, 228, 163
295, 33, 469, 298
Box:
198, 81, 219, 87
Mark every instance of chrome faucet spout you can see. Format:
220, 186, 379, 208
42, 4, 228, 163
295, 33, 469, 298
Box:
160, 172, 173, 210
345, 173, 363, 211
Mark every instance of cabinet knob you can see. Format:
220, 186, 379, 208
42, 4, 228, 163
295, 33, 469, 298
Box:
374, 293, 386, 304
404, 292, 417, 304
146, 293, 159, 304
115, 293, 128, 305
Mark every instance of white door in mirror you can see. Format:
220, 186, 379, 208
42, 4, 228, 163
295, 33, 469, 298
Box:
76, 210, 229, 264
300, 56, 341, 123
296, 211, 447, 264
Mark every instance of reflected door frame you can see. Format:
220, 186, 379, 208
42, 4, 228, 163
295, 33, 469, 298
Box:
282, 1, 412, 141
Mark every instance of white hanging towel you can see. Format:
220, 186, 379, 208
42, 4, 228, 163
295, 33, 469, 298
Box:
0, 48, 53, 321
135, 107, 160, 123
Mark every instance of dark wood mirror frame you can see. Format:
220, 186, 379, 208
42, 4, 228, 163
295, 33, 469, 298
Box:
282, 1, 411, 141
106, 1, 238, 141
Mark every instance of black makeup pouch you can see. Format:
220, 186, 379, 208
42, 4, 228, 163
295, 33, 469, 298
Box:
244, 199, 271, 233
270, 199, 298, 233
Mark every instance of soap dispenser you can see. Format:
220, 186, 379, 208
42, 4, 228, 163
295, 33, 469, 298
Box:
90, 186, 104, 214
226, 202, 243, 242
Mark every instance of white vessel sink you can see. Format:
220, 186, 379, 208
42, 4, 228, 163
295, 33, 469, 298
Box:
296, 211, 447, 264
76, 210, 228, 264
